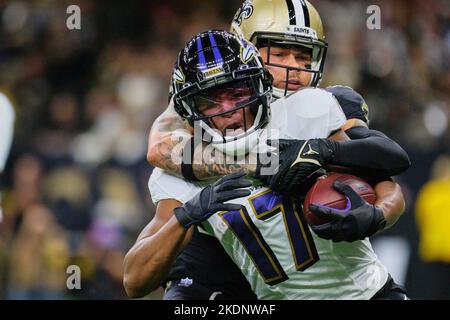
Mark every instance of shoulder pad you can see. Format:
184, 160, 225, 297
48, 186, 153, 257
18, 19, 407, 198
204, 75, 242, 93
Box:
325, 85, 369, 124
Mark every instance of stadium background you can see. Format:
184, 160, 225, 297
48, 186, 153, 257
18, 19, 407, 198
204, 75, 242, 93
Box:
0, 0, 448, 299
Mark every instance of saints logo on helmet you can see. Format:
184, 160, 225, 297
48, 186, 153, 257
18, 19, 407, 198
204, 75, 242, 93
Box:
233, 0, 254, 27
231, 0, 328, 97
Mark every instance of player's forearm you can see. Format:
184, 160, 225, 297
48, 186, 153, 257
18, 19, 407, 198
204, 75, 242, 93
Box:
123, 216, 190, 298
147, 132, 185, 176
373, 180, 405, 229
334, 126, 411, 177
192, 142, 257, 180
147, 105, 191, 176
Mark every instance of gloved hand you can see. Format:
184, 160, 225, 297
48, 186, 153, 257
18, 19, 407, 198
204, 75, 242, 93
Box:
258, 139, 332, 195
309, 180, 387, 242
174, 172, 252, 228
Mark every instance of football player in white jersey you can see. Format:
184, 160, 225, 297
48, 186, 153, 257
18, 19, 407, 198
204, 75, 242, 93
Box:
129, 0, 409, 300
0, 92, 15, 223
124, 30, 408, 299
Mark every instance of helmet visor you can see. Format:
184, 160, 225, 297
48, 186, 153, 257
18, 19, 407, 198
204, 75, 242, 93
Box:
193, 79, 260, 137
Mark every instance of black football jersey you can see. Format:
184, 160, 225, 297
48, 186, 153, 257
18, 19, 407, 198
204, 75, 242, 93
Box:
326, 85, 370, 124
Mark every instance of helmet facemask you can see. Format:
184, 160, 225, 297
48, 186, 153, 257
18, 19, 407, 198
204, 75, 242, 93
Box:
172, 30, 273, 156
230, 0, 328, 99
193, 79, 263, 139
175, 70, 272, 156
253, 33, 328, 98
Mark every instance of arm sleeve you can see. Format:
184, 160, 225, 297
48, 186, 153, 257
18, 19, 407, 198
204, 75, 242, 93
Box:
327, 126, 411, 178
0, 94, 15, 172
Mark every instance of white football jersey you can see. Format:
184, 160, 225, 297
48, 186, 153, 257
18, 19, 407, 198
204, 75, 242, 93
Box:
149, 88, 388, 299
267, 87, 346, 139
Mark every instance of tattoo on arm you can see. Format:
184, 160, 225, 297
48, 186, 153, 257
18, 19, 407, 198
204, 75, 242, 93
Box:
192, 142, 257, 180
149, 104, 190, 176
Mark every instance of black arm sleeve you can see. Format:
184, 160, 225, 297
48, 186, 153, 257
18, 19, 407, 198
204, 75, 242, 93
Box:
325, 126, 411, 178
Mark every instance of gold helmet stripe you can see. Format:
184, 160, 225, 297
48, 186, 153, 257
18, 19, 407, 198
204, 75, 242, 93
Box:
286, 0, 310, 27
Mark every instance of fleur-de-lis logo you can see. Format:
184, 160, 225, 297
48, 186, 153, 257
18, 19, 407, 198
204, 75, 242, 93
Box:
233, 0, 254, 26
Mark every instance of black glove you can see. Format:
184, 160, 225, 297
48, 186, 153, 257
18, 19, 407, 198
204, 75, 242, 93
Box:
174, 172, 252, 228
259, 139, 333, 195
309, 180, 387, 242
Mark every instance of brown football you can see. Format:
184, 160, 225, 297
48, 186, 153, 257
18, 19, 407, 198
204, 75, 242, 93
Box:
303, 172, 376, 226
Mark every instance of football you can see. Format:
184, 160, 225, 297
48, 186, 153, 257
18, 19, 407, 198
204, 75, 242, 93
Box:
303, 172, 376, 226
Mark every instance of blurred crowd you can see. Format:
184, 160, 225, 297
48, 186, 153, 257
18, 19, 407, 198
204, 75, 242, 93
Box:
0, 0, 448, 299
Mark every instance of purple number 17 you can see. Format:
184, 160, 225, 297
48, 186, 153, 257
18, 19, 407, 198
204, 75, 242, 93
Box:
219, 189, 319, 285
